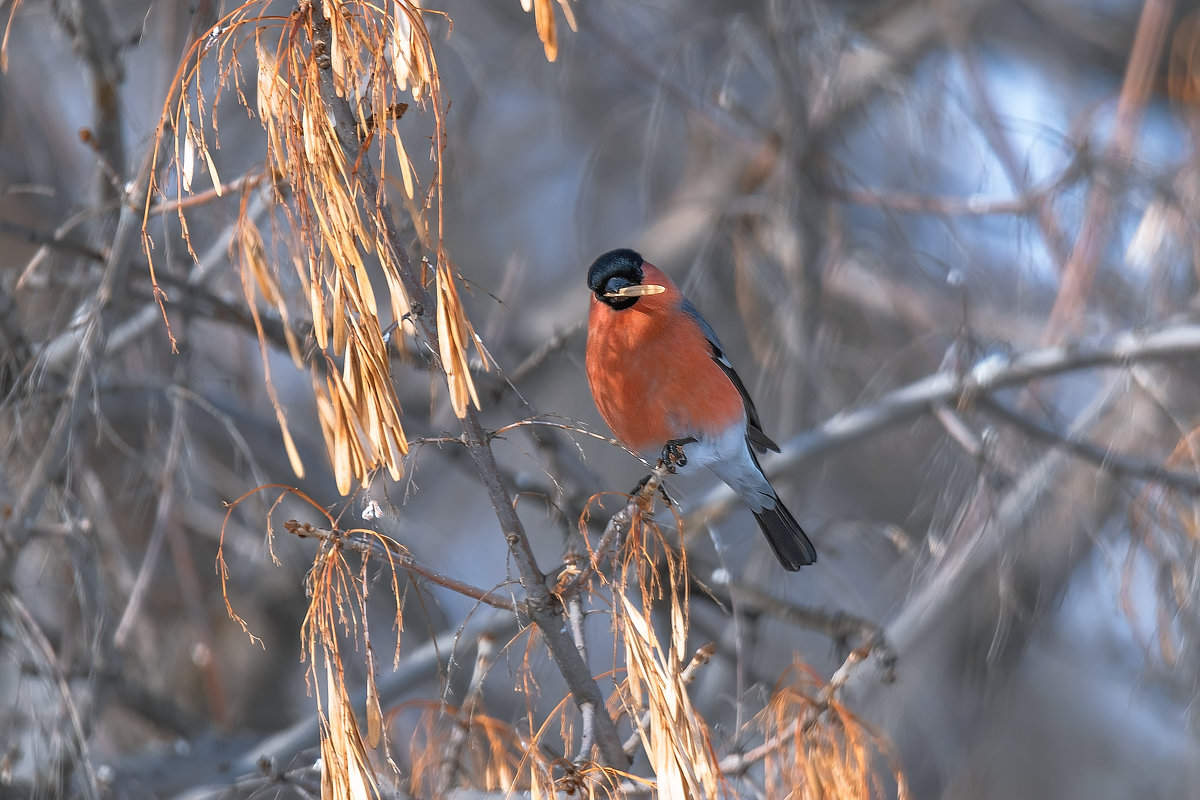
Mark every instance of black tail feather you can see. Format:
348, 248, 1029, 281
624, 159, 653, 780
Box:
753, 499, 817, 571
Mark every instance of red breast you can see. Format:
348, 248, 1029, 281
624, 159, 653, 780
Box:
586, 262, 746, 455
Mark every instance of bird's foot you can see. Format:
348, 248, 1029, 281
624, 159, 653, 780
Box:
660, 437, 696, 474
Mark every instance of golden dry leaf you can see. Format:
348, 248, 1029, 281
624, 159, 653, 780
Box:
311, 269, 330, 350
533, 0, 557, 61
390, 3, 413, 91
758, 665, 907, 800
557, 0, 578, 32
294, 520, 408, 800
315, 375, 354, 495
331, 284, 349, 355
234, 218, 308, 480
408, 700, 581, 797
181, 134, 196, 192
202, 143, 223, 196
618, 594, 720, 800
321, 655, 381, 800
435, 261, 486, 418
365, 668, 382, 748
520, 0, 576, 62
608, 512, 719, 799
152, 1, 465, 496
395, 135, 416, 199
274, 396, 306, 480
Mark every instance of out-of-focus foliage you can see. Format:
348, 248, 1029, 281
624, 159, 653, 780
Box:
3, 0, 1200, 799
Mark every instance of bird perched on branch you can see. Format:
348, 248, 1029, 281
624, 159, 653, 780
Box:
585, 247, 816, 570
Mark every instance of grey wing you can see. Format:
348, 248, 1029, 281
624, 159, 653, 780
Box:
681, 299, 780, 453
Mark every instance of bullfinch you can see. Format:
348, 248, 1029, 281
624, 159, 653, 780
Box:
585, 248, 817, 570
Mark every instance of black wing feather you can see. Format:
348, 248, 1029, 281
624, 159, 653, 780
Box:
681, 300, 780, 453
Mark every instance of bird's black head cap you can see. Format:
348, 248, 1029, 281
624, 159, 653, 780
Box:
588, 248, 644, 310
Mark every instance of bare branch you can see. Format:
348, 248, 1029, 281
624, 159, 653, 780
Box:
557, 463, 673, 597
440, 633, 496, 791
1, 145, 154, 584
693, 322, 1200, 523
704, 572, 896, 676
844, 382, 1145, 710
1043, 0, 1175, 337
134, 614, 521, 799
0, 217, 107, 261
113, 383, 187, 647
284, 520, 521, 614
3, 593, 102, 800
566, 593, 595, 765
51, 0, 126, 200
503, 322, 585, 389
977, 396, 1200, 493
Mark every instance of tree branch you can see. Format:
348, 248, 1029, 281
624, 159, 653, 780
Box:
1043, 0, 1174, 337
691, 322, 1200, 521
975, 396, 1200, 493
310, 14, 628, 769
284, 520, 521, 614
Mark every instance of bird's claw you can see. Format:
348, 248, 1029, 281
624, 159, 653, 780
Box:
660, 438, 695, 474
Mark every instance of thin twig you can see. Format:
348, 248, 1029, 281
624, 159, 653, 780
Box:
567, 593, 595, 764
705, 574, 896, 677
951, 41, 1074, 268
558, 464, 672, 598
193, 612, 519, 792
503, 321, 585, 388
828, 184, 1054, 218
844, 383, 1133, 711
51, 0, 126, 202
284, 521, 521, 614
932, 403, 988, 463
3, 594, 102, 800
147, 172, 264, 215
976, 396, 1200, 493
113, 383, 187, 648
163, 389, 230, 726
0, 217, 107, 261
440, 633, 496, 791
717, 636, 880, 778
1, 146, 154, 586
108, 189, 270, 359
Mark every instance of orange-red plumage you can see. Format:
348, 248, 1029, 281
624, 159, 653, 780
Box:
587, 263, 744, 454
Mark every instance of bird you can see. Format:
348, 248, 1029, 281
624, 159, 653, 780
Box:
584, 247, 816, 570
